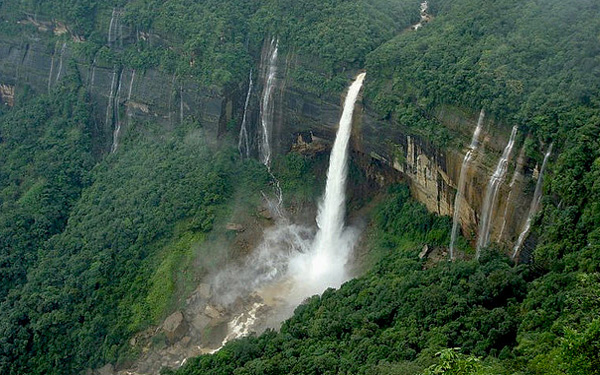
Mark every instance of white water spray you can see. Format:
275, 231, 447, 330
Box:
512, 144, 553, 259
449, 109, 485, 259
288, 72, 366, 298
476, 126, 518, 257
259, 38, 278, 167
210, 74, 365, 349
238, 70, 253, 158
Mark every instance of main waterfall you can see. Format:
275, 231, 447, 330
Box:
207, 73, 366, 351
449, 109, 485, 259
476, 126, 518, 257
288, 72, 366, 297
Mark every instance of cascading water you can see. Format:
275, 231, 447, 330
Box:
47, 41, 57, 92
210, 73, 366, 350
288, 72, 366, 298
110, 70, 124, 153
238, 70, 253, 159
108, 8, 117, 45
449, 109, 485, 259
259, 38, 278, 167
105, 69, 117, 131
55, 42, 67, 83
476, 126, 518, 257
179, 85, 184, 124
512, 144, 553, 259
498, 152, 521, 241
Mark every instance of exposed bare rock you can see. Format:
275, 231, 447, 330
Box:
162, 311, 188, 343
258, 207, 274, 220
204, 305, 221, 320
291, 131, 328, 154
226, 223, 244, 232
196, 283, 211, 299
419, 244, 430, 259
96, 363, 114, 375
0, 84, 15, 107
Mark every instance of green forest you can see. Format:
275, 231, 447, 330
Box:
0, 0, 599, 374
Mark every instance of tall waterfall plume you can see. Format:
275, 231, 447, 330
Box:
476, 126, 518, 257
238, 70, 254, 158
512, 143, 553, 259
449, 109, 485, 259
288, 72, 366, 298
206, 74, 366, 351
259, 38, 279, 167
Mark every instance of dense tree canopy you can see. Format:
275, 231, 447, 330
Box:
0, 0, 598, 374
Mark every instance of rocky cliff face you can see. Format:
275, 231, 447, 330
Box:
0, 34, 232, 153
0, 26, 540, 257
240, 39, 541, 256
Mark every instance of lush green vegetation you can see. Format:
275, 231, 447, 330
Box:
0, 0, 598, 374
366, 0, 600, 146
0, 0, 417, 92
0, 75, 94, 302
167, 186, 599, 375
0, 70, 276, 373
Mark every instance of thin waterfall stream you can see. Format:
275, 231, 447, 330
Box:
512, 144, 553, 259
449, 109, 485, 259
238, 70, 253, 158
476, 126, 518, 257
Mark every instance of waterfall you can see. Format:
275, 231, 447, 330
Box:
127, 70, 135, 100
205, 74, 366, 352
289, 72, 366, 297
449, 109, 485, 259
108, 8, 117, 45
110, 70, 124, 153
179, 85, 184, 124
47, 42, 57, 92
55, 42, 67, 83
259, 38, 279, 167
238, 70, 253, 158
498, 144, 525, 241
512, 144, 553, 259
476, 126, 518, 257
105, 69, 117, 131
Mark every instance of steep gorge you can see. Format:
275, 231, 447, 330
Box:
0, 15, 545, 260
2, 1, 599, 375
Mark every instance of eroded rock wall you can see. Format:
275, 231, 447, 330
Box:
0, 37, 229, 153
246, 37, 539, 254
